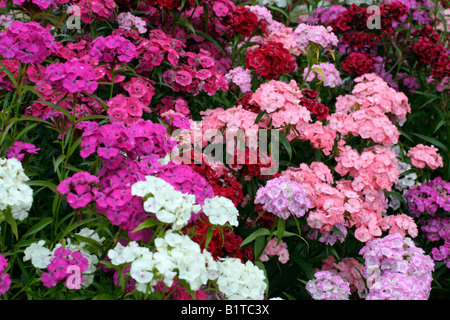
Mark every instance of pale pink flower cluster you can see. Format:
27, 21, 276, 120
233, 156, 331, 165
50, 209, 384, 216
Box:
303, 62, 342, 88
348, 73, 411, 123
259, 238, 289, 264
379, 214, 418, 238
335, 144, 399, 193
117, 12, 147, 34
328, 106, 400, 146
300, 121, 336, 156
320, 255, 367, 298
225, 67, 253, 93
293, 24, 339, 51
250, 80, 311, 139
407, 144, 444, 170
264, 26, 301, 56
198, 105, 260, 150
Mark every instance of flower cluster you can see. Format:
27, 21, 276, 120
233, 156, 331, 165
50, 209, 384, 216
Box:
259, 238, 289, 264
41, 246, 89, 289
0, 157, 33, 221
131, 175, 201, 231
89, 35, 137, 63
44, 60, 98, 94
0, 254, 10, 294
254, 176, 310, 220
405, 177, 450, 217
0, 21, 55, 64
359, 233, 434, 300
202, 196, 239, 227
5, 141, 40, 162
117, 12, 147, 34
306, 271, 351, 300
57, 172, 99, 209
303, 62, 342, 88
245, 41, 297, 80
407, 144, 444, 170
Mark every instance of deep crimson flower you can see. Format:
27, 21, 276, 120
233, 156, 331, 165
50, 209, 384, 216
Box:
431, 54, 450, 80
224, 6, 259, 37
245, 41, 297, 80
413, 36, 446, 64
341, 52, 375, 75
328, 4, 368, 32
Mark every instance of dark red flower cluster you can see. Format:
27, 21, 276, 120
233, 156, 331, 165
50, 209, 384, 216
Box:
300, 89, 330, 120
188, 218, 254, 261
328, 4, 369, 33
413, 25, 446, 65
341, 52, 375, 75
229, 148, 280, 180
341, 31, 379, 50
246, 204, 276, 229
245, 41, 297, 80
431, 54, 450, 80
223, 6, 259, 38
380, 1, 408, 33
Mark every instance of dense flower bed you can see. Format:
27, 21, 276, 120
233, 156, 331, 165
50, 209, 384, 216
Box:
0, 0, 449, 300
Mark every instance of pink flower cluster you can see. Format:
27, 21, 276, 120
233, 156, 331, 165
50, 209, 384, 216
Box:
300, 121, 336, 156
136, 29, 185, 74
89, 35, 137, 63
303, 62, 342, 88
259, 238, 289, 264
293, 24, 339, 51
42, 247, 89, 289
335, 144, 399, 192
254, 176, 310, 220
0, 21, 56, 64
306, 270, 351, 300
73, 0, 116, 24
360, 233, 434, 300
407, 144, 444, 170
117, 12, 147, 34
225, 67, 253, 93
44, 59, 98, 94
249, 79, 311, 138
319, 256, 366, 297
57, 172, 99, 209
0, 254, 11, 295
348, 73, 411, 122
5, 141, 40, 161
162, 49, 229, 96
107, 94, 149, 126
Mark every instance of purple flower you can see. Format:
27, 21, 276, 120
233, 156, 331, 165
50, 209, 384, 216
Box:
5, 141, 40, 161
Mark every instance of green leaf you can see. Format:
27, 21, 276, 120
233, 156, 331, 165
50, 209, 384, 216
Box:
132, 218, 158, 233
239, 228, 270, 248
293, 257, 315, 280
27, 180, 58, 193
3, 207, 18, 241
276, 218, 285, 245
277, 131, 292, 160
92, 294, 116, 300
22, 217, 53, 238
0, 60, 18, 88
386, 191, 407, 205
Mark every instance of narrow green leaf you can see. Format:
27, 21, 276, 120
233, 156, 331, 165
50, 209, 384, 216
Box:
412, 132, 448, 152
22, 217, 53, 238
3, 207, 18, 241
132, 218, 158, 233
239, 228, 270, 248
27, 180, 58, 193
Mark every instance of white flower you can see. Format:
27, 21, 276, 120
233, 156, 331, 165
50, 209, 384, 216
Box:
217, 258, 267, 300
0, 157, 33, 221
23, 240, 52, 269
132, 176, 200, 230
202, 196, 239, 227
107, 242, 143, 266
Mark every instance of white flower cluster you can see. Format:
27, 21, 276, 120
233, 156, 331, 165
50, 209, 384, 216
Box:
0, 157, 33, 221
202, 196, 239, 227
217, 258, 267, 300
23, 228, 104, 288
107, 232, 219, 293
117, 12, 147, 34
132, 176, 242, 230
131, 176, 201, 231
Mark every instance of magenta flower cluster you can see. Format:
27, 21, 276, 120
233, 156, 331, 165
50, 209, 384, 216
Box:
45, 59, 98, 94
89, 35, 137, 63
359, 233, 434, 300
0, 21, 55, 64
42, 247, 89, 289
0, 254, 11, 295
5, 141, 40, 161
405, 177, 450, 217
255, 176, 310, 220
57, 172, 99, 209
